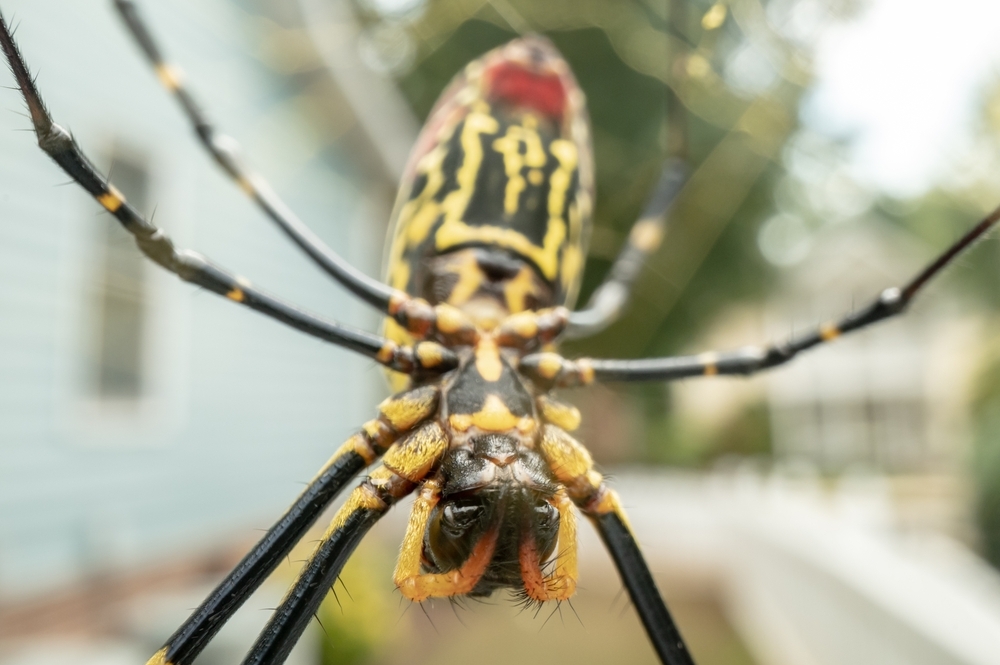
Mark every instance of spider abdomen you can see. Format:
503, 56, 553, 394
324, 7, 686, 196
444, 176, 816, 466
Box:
382, 37, 595, 389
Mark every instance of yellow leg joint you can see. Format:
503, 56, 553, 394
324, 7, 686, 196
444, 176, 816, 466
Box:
325, 480, 386, 534
97, 185, 125, 213
378, 386, 439, 431
146, 647, 171, 665
381, 422, 448, 483
538, 395, 581, 431
155, 63, 183, 91
820, 322, 841, 341
330, 432, 379, 467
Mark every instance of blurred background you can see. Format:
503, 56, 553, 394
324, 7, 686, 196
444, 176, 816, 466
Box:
2, 0, 1000, 663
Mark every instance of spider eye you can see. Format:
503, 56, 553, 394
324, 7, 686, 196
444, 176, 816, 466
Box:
534, 502, 558, 528
528, 501, 561, 563
425, 497, 493, 572
442, 500, 485, 533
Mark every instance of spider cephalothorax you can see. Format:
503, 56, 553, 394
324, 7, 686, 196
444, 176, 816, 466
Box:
425, 433, 562, 598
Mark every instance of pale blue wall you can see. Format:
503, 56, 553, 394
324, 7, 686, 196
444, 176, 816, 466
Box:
0, 0, 385, 599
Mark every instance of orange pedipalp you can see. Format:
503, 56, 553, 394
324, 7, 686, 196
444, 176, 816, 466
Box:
518, 535, 550, 602
397, 525, 499, 602
518, 492, 578, 602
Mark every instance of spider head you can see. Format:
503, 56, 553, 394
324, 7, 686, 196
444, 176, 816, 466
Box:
424, 433, 561, 596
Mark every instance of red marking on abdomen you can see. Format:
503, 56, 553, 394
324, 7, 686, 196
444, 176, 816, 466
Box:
486, 62, 567, 119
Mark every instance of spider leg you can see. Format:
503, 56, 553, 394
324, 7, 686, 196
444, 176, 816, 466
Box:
564, 160, 687, 339
112, 0, 397, 311
113, 1, 481, 346
239, 480, 389, 665
525, 202, 1000, 384
593, 508, 693, 665
0, 13, 458, 374
146, 387, 442, 665
538, 425, 695, 665
240, 422, 449, 665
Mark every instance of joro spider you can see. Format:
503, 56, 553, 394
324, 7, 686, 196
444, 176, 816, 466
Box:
1, 2, 998, 665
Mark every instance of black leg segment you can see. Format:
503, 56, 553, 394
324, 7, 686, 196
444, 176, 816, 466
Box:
565, 160, 688, 339
594, 512, 696, 665
242, 506, 383, 665
239, 463, 416, 665
525, 202, 1000, 384
152, 450, 368, 665
0, 11, 449, 374
112, 0, 399, 313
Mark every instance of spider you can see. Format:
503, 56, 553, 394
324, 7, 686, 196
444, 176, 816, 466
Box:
1, 2, 998, 665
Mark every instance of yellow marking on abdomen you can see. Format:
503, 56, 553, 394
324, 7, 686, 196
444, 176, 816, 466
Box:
560, 187, 589, 300
503, 268, 540, 313
492, 119, 546, 215
434, 123, 577, 282
438, 109, 499, 231
436, 222, 561, 279
442, 251, 485, 306
386, 144, 448, 292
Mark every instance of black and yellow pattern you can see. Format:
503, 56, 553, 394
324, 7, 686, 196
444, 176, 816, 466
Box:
6, 4, 1000, 665
380, 37, 594, 390
386, 106, 589, 306
385, 37, 593, 309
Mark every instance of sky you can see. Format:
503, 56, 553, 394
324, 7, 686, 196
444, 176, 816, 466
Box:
804, 0, 1000, 197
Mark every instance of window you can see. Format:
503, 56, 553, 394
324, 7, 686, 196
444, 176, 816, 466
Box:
87, 155, 149, 401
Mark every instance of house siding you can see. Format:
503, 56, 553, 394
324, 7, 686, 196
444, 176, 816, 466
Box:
0, 0, 382, 600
